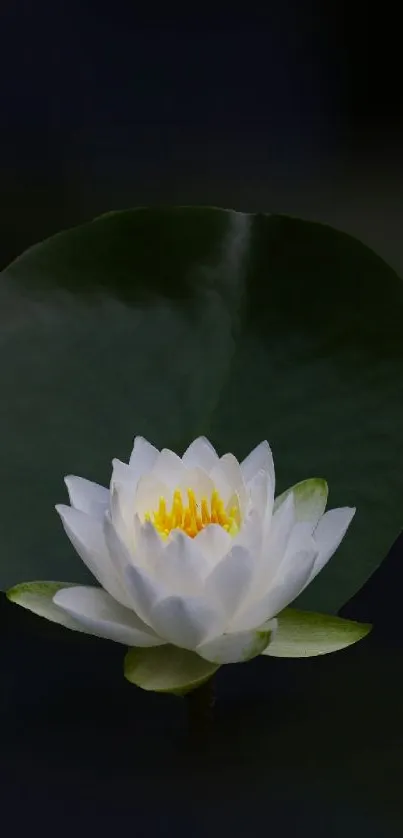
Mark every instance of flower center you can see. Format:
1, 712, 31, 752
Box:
145, 488, 240, 539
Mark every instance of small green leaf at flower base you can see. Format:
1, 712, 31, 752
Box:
262, 608, 372, 658
273, 478, 328, 522
124, 645, 220, 695
6, 580, 85, 631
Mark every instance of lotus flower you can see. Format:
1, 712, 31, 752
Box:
8, 436, 359, 667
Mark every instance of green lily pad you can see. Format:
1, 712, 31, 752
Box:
124, 644, 219, 694
1, 207, 403, 613
262, 608, 372, 657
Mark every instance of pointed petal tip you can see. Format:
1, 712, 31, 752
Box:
55, 502, 68, 515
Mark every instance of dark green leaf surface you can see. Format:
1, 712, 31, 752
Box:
1, 207, 402, 612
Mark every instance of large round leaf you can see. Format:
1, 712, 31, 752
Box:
1, 207, 402, 612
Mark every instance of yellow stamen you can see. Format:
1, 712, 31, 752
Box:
145, 486, 240, 539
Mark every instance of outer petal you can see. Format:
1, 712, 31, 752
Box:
305, 507, 356, 586
241, 440, 275, 490
64, 476, 109, 519
110, 458, 135, 486
124, 564, 165, 627
149, 595, 224, 650
55, 504, 131, 608
181, 437, 219, 472
104, 515, 163, 616
128, 436, 159, 473
232, 546, 317, 631
53, 586, 164, 646
273, 478, 328, 531
248, 468, 273, 521
256, 492, 296, 589
104, 511, 139, 577
205, 545, 254, 620
196, 619, 277, 664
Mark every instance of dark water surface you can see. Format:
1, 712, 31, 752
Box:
2, 531, 403, 836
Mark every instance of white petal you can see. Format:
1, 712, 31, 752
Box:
110, 458, 135, 486
175, 467, 215, 501
109, 460, 139, 540
149, 595, 224, 650
196, 619, 277, 664
151, 449, 185, 488
154, 531, 205, 595
232, 546, 317, 631
133, 517, 164, 570
64, 476, 109, 519
125, 563, 164, 627
193, 524, 232, 568
55, 504, 131, 607
103, 511, 142, 589
306, 507, 356, 586
209, 453, 247, 509
53, 586, 164, 646
133, 474, 171, 519
248, 468, 273, 520
205, 545, 254, 619
128, 436, 159, 473
262, 492, 296, 578
241, 440, 275, 489
109, 481, 133, 545
182, 437, 219, 472
234, 507, 263, 555
282, 520, 316, 562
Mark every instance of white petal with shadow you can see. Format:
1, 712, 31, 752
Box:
56, 504, 131, 608
193, 524, 232, 569
134, 474, 171, 519
182, 437, 219, 472
196, 619, 277, 663
154, 531, 205, 595
151, 449, 185, 488
128, 436, 159, 474
175, 467, 215, 503
205, 545, 254, 619
256, 492, 296, 590
125, 564, 165, 627
53, 586, 164, 646
149, 595, 224, 650
210, 453, 247, 509
241, 440, 275, 489
110, 458, 135, 486
305, 507, 356, 587
64, 476, 109, 519
248, 468, 273, 521
233, 546, 317, 631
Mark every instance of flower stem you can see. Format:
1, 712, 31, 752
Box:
185, 676, 216, 739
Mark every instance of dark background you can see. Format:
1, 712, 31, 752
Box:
1, 3, 403, 835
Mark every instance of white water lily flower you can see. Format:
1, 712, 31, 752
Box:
23, 435, 354, 666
